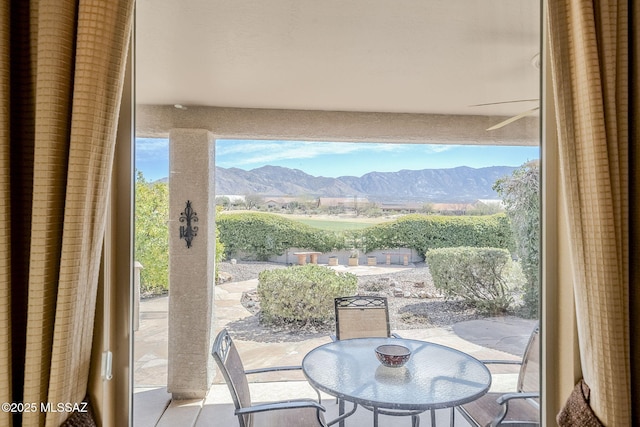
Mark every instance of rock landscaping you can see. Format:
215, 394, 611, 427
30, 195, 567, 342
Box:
218, 260, 488, 335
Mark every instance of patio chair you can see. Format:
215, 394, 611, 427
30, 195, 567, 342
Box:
212, 329, 327, 427
457, 323, 540, 427
332, 295, 401, 341
331, 296, 402, 426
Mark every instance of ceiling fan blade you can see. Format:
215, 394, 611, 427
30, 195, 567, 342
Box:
486, 106, 540, 131
469, 99, 539, 107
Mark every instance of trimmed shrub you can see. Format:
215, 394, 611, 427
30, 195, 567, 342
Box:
217, 212, 346, 260
360, 214, 514, 255
257, 264, 357, 324
426, 247, 515, 314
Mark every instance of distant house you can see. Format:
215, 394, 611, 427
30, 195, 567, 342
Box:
318, 196, 370, 208
264, 196, 300, 209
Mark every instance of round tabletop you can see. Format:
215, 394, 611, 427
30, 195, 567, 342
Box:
302, 337, 491, 411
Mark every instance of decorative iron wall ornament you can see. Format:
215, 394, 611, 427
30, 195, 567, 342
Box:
179, 200, 198, 248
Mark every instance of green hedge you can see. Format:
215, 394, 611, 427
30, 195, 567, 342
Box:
426, 247, 515, 314
217, 212, 514, 261
360, 214, 514, 254
257, 265, 358, 324
217, 212, 345, 260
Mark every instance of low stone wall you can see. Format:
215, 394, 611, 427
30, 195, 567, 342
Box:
266, 247, 423, 265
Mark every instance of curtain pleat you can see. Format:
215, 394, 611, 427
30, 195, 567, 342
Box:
3, 1, 133, 426
0, 2, 12, 427
6, 2, 38, 426
22, 3, 77, 425
45, 4, 133, 425
547, 0, 630, 424
632, 4, 640, 425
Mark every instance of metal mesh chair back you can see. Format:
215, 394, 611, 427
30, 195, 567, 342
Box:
212, 329, 253, 427
518, 324, 540, 395
334, 296, 391, 340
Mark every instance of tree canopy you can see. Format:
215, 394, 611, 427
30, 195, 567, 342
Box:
493, 160, 540, 317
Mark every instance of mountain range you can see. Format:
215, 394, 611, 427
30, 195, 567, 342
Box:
213, 165, 516, 203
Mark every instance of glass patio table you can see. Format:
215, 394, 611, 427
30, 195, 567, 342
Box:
302, 337, 491, 427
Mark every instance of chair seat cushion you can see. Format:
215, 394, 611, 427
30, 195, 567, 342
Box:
251, 407, 326, 427
459, 392, 539, 426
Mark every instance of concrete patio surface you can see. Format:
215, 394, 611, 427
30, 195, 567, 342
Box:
133, 264, 537, 426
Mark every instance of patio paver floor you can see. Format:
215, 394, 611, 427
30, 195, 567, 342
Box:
134, 264, 536, 426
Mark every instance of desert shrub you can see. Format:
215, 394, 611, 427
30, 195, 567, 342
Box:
257, 264, 357, 324
360, 214, 514, 254
426, 247, 515, 314
217, 212, 345, 260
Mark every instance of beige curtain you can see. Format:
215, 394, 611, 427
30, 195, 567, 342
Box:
547, 0, 634, 424
632, 4, 640, 426
0, 1, 134, 426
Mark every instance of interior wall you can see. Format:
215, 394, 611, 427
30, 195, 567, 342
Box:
542, 109, 579, 424
541, 12, 581, 422
89, 248, 107, 422
89, 42, 134, 427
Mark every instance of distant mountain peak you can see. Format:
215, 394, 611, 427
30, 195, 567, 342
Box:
214, 165, 515, 203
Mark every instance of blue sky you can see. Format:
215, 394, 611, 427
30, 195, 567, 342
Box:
135, 138, 540, 181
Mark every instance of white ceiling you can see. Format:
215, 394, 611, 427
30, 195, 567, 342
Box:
135, 0, 540, 118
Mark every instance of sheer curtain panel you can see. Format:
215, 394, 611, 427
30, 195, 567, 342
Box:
547, 0, 636, 424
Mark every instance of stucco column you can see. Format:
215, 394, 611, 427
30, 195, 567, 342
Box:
167, 129, 216, 399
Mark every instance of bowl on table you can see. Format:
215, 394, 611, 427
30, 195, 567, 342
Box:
375, 344, 411, 368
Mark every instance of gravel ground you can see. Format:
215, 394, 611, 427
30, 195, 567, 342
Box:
217, 260, 487, 340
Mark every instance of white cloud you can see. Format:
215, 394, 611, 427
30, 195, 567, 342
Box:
216, 140, 401, 166
135, 138, 452, 167
423, 144, 454, 153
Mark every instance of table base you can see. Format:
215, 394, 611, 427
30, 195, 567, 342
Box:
328, 400, 358, 427
336, 404, 457, 427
